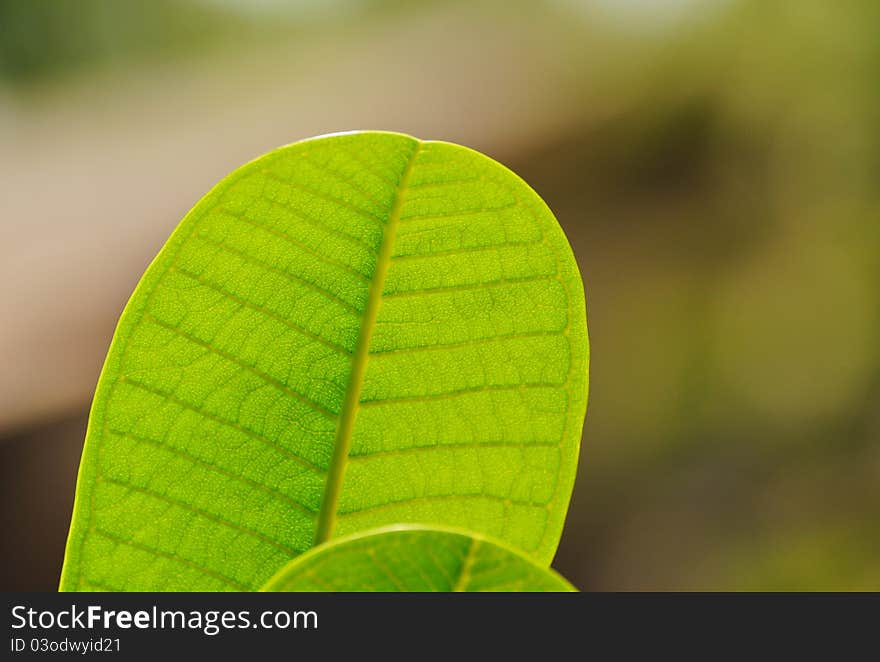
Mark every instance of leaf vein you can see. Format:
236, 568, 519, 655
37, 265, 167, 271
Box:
118, 377, 327, 475
453, 538, 480, 592
107, 427, 318, 518
171, 265, 353, 357
349, 440, 560, 461
382, 273, 559, 299
252, 183, 380, 254
313, 138, 421, 544
195, 234, 362, 315
368, 329, 566, 357
226, 212, 372, 283
98, 476, 302, 556
339, 493, 550, 518
298, 154, 390, 209
262, 170, 385, 227
143, 313, 339, 420
90, 527, 250, 591
390, 238, 544, 261
399, 201, 518, 223
359, 381, 567, 408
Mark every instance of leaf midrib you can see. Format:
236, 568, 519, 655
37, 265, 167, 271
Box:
452, 538, 481, 592
313, 140, 421, 544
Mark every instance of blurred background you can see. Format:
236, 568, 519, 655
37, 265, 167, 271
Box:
1, 0, 878, 591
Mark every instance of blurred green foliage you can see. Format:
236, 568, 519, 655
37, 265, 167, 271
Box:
0, 0, 238, 82
542, 0, 880, 590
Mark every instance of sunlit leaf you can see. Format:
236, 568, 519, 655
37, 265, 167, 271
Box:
60, 131, 588, 591
261, 525, 575, 592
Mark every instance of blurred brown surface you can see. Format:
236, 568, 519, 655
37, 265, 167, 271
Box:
1, 0, 879, 591
0, 415, 86, 591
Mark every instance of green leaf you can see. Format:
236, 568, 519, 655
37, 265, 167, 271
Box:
60, 131, 588, 592
261, 525, 576, 592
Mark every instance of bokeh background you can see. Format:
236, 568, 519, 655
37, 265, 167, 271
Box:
2, 0, 878, 591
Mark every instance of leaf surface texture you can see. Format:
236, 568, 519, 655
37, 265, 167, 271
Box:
60, 131, 588, 591
261, 525, 575, 592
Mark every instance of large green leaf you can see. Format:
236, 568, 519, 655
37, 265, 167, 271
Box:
261, 525, 575, 592
60, 131, 588, 592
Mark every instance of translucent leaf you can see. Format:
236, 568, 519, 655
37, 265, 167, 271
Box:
261, 525, 575, 592
60, 131, 589, 591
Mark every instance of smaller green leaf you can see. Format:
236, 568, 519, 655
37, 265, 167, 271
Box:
260, 525, 576, 592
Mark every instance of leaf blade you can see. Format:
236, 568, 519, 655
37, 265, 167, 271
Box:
260, 525, 576, 592
60, 131, 588, 592
314, 139, 421, 544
